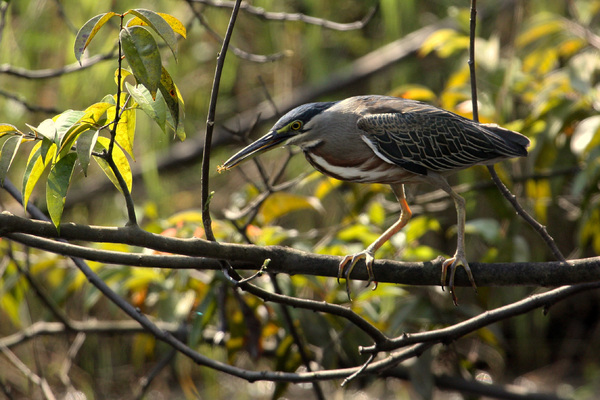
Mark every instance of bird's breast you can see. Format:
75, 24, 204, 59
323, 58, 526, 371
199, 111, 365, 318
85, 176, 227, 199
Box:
303, 148, 419, 185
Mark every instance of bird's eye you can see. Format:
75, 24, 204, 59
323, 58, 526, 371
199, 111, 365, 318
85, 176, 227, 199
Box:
290, 121, 302, 131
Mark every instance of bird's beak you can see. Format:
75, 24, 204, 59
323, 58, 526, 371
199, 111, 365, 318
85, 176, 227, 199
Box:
217, 129, 291, 172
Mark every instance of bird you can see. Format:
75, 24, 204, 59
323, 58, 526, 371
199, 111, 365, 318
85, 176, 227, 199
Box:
218, 95, 530, 303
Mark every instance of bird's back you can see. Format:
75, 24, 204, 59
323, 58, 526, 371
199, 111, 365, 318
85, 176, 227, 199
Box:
351, 96, 530, 176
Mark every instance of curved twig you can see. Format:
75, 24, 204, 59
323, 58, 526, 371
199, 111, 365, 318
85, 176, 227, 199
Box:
190, 0, 378, 31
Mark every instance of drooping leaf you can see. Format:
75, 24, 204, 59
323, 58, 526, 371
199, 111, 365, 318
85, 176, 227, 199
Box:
159, 66, 181, 132
76, 129, 99, 176
127, 9, 178, 61
46, 153, 78, 228
0, 134, 23, 184
94, 136, 133, 194
126, 81, 167, 133
22, 141, 55, 209
120, 26, 162, 98
129, 11, 186, 39
105, 105, 136, 159
114, 68, 133, 90
74, 12, 118, 64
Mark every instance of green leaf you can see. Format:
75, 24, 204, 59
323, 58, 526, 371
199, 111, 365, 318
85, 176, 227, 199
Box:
46, 153, 78, 228
76, 130, 99, 176
59, 124, 93, 159
127, 9, 178, 61
159, 67, 181, 132
94, 136, 132, 194
126, 81, 167, 133
54, 110, 85, 143
0, 134, 22, 184
74, 12, 118, 64
28, 119, 56, 141
120, 26, 162, 98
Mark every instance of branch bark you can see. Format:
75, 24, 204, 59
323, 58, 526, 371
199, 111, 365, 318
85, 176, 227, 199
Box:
1, 212, 599, 287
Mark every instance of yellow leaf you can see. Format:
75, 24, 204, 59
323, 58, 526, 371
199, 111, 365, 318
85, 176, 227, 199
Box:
259, 192, 322, 224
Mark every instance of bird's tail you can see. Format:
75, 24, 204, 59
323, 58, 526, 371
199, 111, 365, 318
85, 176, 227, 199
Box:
482, 123, 530, 157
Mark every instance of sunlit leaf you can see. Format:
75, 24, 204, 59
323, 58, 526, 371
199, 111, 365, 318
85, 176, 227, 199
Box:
314, 176, 342, 199
120, 26, 162, 98
259, 192, 322, 224
46, 152, 78, 228
0, 124, 21, 138
106, 105, 136, 159
94, 136, 133, 194
82, 102, 113, 125
571, 115, 600, 156
54, 110, 85, 144
367, 201, 385, 227
127, 9, 178, 61
76, 129, 99, 176
126, 82, 167, 133
28, 119, 56, 141
74, 12, 118, 64
155, 12, 186, 38
22, 140, 56, 209
516, 14, 564, 48
159, 66, 180, 132
404, 216, 441, 243
114, 68, 133, 90
59, 124, 93, 159
420, 29, 468, 58
123, 268, 164, 291
0, 134, 22, 184
390, 84, 437, 102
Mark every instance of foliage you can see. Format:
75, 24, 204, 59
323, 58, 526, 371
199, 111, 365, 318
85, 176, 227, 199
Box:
0, 8, 186, 227
0, 1, 599, 399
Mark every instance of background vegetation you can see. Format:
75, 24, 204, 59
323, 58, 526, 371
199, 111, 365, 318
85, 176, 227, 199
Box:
0, 0, 599, 399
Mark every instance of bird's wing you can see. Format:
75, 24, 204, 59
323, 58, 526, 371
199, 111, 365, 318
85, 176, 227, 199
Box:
357, 107, 525, 175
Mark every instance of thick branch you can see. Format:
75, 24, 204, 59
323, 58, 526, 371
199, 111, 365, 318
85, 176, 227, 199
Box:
1, 213, 599, 287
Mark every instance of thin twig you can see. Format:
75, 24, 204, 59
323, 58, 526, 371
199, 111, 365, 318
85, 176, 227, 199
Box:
190, 0, 378, 31
0, 52, 116, 79
362, 282, 600, 353
467, 0, 565, 262
201, 0, 243, 240
186, 0, 287, 62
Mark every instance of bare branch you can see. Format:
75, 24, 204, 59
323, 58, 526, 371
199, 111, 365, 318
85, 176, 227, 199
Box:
190, 0, 378, 31
186, 0, 287, 62
0, 52, 115, 79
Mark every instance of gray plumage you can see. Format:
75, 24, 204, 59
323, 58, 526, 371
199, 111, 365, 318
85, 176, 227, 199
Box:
219, 95, 530, 302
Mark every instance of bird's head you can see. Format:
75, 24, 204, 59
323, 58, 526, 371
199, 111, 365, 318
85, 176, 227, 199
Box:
217, 101, 337, 172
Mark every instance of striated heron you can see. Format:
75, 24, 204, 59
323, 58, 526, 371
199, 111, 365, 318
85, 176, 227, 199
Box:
218, 95, 530, 303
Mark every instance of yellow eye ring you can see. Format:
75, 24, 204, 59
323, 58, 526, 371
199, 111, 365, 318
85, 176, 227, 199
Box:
290, 121, 302, 131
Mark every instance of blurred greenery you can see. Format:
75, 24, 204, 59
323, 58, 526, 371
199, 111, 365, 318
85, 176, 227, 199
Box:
0, 0, 599, 399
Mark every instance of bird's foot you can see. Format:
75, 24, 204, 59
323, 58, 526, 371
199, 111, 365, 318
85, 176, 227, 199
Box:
338, 249, 378, 300
441, 250, 477, 305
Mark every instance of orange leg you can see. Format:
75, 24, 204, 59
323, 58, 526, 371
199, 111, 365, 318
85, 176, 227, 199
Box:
338, 184, 412, 299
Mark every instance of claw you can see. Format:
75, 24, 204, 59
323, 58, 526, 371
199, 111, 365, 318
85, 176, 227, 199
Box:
338, 250, 378, 300
441, 250, 477, 305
